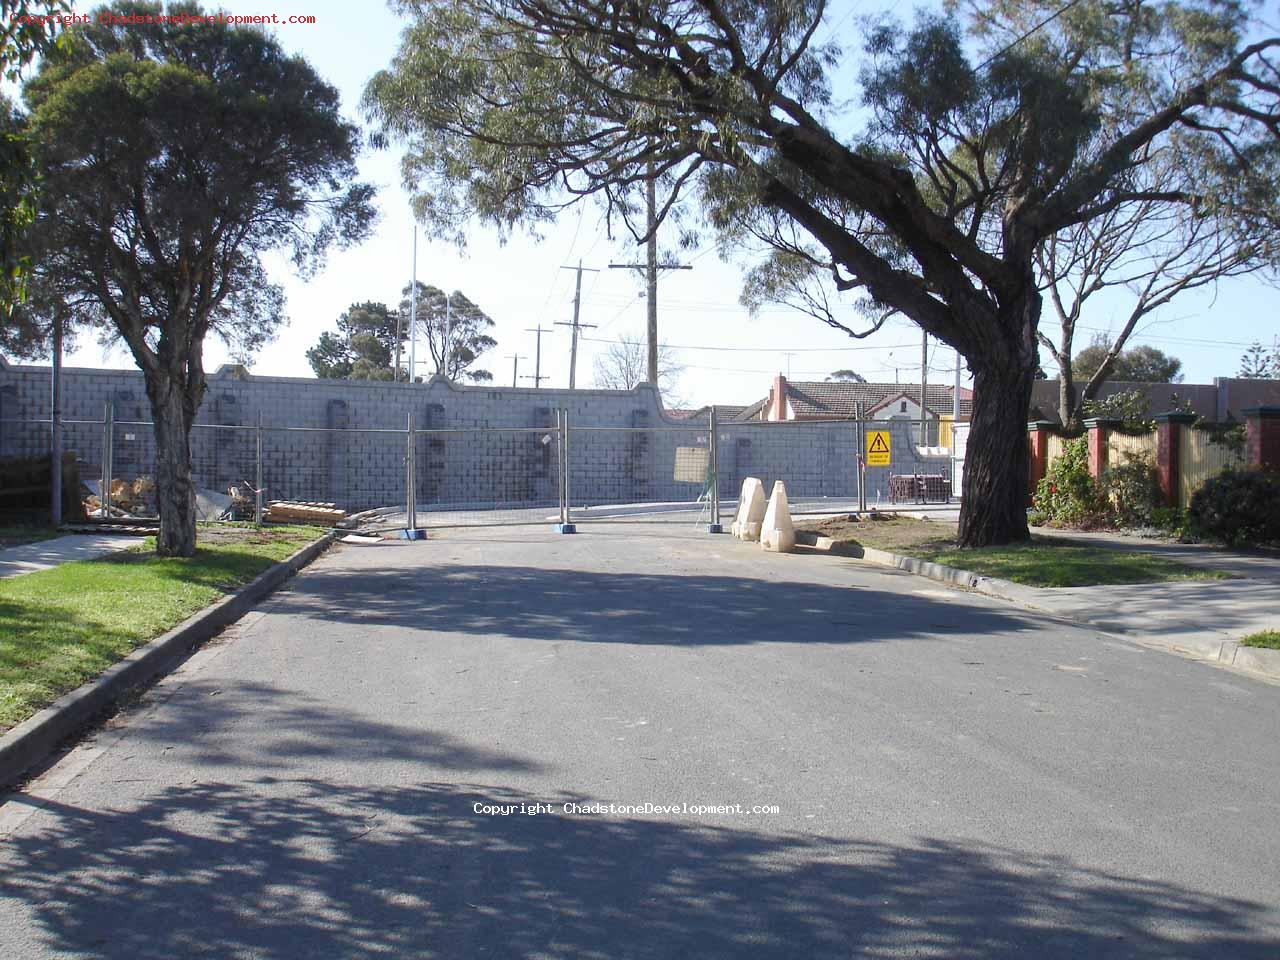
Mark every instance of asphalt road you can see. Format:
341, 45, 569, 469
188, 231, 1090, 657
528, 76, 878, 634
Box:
2, 524, 1278, 959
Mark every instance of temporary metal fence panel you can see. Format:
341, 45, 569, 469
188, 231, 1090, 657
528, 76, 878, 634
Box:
719, 418, 954, 515
407, 424, 563, 527
564, 421, 715, 524
4, 401, 957, 530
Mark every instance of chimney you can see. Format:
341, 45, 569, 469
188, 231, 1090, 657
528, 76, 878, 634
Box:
771, 374, 787, 421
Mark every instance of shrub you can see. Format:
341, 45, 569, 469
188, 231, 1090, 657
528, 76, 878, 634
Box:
1031, 437, 1111, 528
1187, 469, 1280, 547
1102, 451, 1159, 528
1150, 506, 1187, 538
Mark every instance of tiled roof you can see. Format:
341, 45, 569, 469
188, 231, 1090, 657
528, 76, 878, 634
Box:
668, 404, 752, 422
742, 380, 974, 420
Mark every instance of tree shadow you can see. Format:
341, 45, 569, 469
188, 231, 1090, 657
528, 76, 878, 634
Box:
0, 779, 1274, 958
275, 563, 1031, 648
113, 678, 544, 774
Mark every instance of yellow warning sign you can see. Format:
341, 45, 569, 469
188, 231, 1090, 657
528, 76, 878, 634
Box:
866, 430, 891, 466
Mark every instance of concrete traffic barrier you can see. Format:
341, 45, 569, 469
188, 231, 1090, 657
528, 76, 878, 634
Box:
760, 480, 796, 553
730, 477, 766, 541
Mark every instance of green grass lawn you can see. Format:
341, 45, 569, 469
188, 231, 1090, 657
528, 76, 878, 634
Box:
796, 516, 1230, 588
1241, 631, 1280, 650
0, 525, 323, 732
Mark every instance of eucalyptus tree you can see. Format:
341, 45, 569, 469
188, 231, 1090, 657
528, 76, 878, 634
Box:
364, 0, 1280, 545
24, 1, 375, 555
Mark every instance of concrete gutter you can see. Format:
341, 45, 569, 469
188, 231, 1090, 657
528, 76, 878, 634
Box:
794, 530, 1280, 683
0, 531, 336, 789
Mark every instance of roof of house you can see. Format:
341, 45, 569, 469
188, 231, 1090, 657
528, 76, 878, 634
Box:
751, 380, 974, 420
668, 403, 753, 422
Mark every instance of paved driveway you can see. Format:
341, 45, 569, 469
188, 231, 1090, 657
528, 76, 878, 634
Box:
2, 525, 1278, 958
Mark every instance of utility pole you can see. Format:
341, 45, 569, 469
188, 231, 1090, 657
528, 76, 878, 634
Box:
609, 164, 691, 385
508, 354, 525, 388
954, 349, 962, 421
525, 324, 552, 388
920, 329, 929, 445
556, 259, 599, 388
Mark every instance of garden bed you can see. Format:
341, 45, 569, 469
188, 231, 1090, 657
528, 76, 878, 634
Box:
795, 515, 1230, 589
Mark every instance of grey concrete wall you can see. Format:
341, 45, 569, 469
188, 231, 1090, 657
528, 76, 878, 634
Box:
1031, 377, 1280, 423
0, 359, 951, 512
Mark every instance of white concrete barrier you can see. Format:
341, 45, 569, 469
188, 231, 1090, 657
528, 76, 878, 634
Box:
730, 477, 766, 541
760, 481, 796, 553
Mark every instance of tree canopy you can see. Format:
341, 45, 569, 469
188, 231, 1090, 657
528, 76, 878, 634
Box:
23, 1, 375, 554
1073, 337, 1184, 385
307, 302, 402, 381
399, 281, 497, 382
364, 0, 1280, 545
0, 2, 71, 322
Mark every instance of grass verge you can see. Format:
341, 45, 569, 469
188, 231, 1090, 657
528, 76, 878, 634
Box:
0, 525, 60, 549
1240, 631, 1280, 650
0, 525, 323, 732
796, 516, 1230, 589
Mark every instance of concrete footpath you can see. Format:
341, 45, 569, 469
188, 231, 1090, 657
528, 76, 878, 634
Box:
0, 534, 140, 579
1016, 531, 1280, 673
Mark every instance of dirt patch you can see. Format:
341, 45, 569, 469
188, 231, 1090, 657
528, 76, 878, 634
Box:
795, 514, 959, 553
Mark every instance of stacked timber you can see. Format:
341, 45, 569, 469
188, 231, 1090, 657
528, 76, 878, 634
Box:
264, 500, 346, 524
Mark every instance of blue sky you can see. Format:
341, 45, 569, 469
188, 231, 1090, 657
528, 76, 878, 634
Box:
43, 0, 1280, 407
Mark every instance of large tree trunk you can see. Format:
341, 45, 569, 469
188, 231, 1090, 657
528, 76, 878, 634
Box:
957, 359, 1037, 548
148, 377, 199, 557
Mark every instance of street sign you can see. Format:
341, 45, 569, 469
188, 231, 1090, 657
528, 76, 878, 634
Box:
866, 430, 891, 467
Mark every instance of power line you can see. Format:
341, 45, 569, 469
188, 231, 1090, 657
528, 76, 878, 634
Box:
976, 0, 1092, 70
578, 334, 921, 353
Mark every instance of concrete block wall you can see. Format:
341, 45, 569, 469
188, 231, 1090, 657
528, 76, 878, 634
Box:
0, 359, 954, 512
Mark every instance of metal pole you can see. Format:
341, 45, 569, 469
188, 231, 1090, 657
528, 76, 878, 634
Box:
555, 409, 565, 524
255, 410, 264, 527
645, 166, 658, 386
708, 406, 721, 532
409, 225, 418, 382
406, 411, 417, 532
562, 407, 572, 527
50, 317, 63, 527
920, 329, 929, 446
101, 400, 113, 516
445, 292, 451, 378
857, 402, 867, 513
513, 354, 519, 388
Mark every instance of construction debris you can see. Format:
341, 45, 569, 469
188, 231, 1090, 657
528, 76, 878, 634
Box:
265, 501, 346, 524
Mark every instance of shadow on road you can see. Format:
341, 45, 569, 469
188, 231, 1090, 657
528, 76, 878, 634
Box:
1, 779, 1273, 959
112, 678, 546, 774
280, 563, 1033, 647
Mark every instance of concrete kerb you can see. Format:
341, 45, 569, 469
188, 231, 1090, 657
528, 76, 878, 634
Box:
792, 531, 1280, 683
0, 531, 337, 789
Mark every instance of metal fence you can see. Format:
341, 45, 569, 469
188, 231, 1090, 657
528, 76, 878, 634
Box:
2, 402, 958, 531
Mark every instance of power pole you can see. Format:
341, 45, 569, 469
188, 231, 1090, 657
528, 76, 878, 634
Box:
555, 259, 599, 388
508, 353, 526, 388
954, 349, 962, 421
525, 325, 552, 387
609, 165, 691, 386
